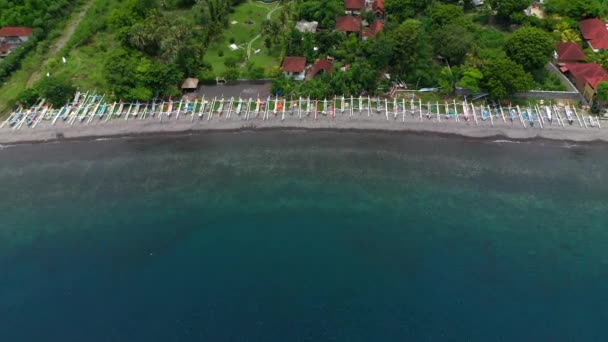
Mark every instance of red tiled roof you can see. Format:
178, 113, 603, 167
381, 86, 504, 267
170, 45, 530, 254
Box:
344, 0, 365, 10
0, 26, 33, 37
564, 63, 608, 89
363, 20, 384, 37
281, 56, 306, 73
335, 16, 361, 32
579, 18, 608, 50
373, 0, 385, 13
556, 42, 586, 61
307, 58, 334, 79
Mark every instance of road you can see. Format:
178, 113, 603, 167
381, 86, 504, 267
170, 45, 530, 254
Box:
194, 81, 272, 99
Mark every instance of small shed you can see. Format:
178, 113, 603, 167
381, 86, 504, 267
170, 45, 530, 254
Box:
181, 78, 199, 91
295, 21, 319, 33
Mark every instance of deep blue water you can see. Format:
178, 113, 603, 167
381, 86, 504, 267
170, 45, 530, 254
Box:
1, 131, 608, 341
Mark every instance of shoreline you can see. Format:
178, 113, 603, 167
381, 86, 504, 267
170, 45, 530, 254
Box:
1, 113, 607, 146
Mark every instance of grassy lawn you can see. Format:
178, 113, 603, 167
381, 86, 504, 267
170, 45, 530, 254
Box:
205, 1, 280, 76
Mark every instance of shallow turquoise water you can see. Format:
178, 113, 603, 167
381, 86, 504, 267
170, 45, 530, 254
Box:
1, 131, 607, 341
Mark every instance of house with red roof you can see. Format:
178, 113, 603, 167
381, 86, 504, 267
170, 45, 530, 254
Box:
0, 43, 14, 58
0, 26, 34, 44
372, 0, 385, 19
0, 26, 33, 58
344, 0, 365, 14
335, 16, 362, 35
579, 18, 608, 52
362, 20, 383, 40
561, 62, 608, 101
554, 42, 586, 63
306, 57, 335, 80
281, 56, 307, 80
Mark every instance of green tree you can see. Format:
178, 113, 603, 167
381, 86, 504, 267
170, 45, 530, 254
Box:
35, 76, 77, 107
586, 51, 608, 70
297, 0, 342, 29
596, 81, 608, 108
482, 57, 534, 99
427, 3, 467, 30
16, 88, 40, 107
457, 67, 484, 93
505, 26, 554, 71
385, 0, 426, 23
389, 19, 429, 77
545, 0, 604, 19
488, 0, 532, 23
363, 34, 395, 70
433, 24, 476, 65
438, 66, 456, 95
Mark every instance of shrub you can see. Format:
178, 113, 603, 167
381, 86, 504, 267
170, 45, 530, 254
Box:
199, 70, 217, 85
223, 68, 240, 81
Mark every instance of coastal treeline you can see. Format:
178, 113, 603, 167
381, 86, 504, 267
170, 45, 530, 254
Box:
8, 0, 608, 109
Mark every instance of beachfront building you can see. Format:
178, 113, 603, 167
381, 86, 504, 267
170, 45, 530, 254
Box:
554, 42, 586, 63
579, 18, 608, 53
0, 26, 33, 59
181, 78, 199, 93
306, 57, 335, 80
281, 56, 307, 80
560, 62, 608, 102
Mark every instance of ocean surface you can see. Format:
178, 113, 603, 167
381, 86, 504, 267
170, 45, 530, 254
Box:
1, 131, 607, 341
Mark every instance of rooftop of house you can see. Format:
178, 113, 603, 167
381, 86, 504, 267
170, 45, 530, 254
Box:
344, 0, 365, 10
363, 20, 384, 38
181, 78, 199, 89
335, 16, 362, 32
579, 18, 608, 50
563, 62, 608, 89
281, 56, 307, 73
372, 0, 385, 12
295, 21, 318, 33
0, 26, 34, 37
307, 58, 335, 79
556, 42, 586, 61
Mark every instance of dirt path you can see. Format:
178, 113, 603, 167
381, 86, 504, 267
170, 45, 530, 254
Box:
27, 0, 95, 86
247, 4, 281, 59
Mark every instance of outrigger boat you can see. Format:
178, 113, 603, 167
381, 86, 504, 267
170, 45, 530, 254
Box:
217, 98, 224, 115
564, 105, 574, 125
236, 98, 243, 115
199, 97, 206, 118
545, 105, 552, 122
481, 107, 490, 121
528, 108, 535, 127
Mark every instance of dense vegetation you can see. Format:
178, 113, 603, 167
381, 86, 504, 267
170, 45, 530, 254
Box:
0, 0, 79, 83
6, 0, 608, 108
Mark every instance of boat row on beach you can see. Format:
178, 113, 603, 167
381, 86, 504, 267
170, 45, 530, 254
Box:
1, 91, 602, 131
